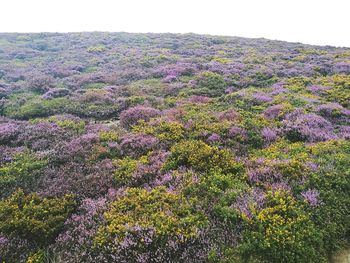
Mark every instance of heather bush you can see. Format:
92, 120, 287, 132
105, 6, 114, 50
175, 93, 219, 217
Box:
119, 105, 161, 129
40, 159, 114, 199
283, 112, 337, 142
119, 133, 159, 158
0, 122, 22, 145
53, 197, 109, 263
114, 151, 169, 187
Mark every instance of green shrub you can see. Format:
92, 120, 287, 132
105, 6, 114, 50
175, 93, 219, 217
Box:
0, 153, 47, 198
95, 187, 207, 245
163, 140, 241, 173
307, 140, 350, 252
0, 189, 76, 245
238, 190, 323, 263
194, 71, 227, 96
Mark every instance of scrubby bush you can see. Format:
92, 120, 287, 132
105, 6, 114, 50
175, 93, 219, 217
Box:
192, 71, 227, 96
0, 152, 47, 198
163, 140, 240, 173
95, 187, 207, 262
0, 189, 76, 246
238, 189, 323, 263
119, 105, 161, 129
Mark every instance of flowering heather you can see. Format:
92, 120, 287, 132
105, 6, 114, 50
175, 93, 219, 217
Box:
207, 133, 221, 144
301, 189, 320, 207
0, 32, 349, 263
270, 82, 288, 95
283, 112, 337, 142
119, 105, 161, 129
251, 92, 273, 103
261, 127, 278, 144
187, 95, 211, 104
307, 85, 331, 94
0, 122, 21, 144
53, 198, 109, 263
119, 133, 159, 158
217, 109, 241, 122
228, 126, 247, 140
333, 62, 350, 74
232, 188, 266, 220
263, 104, 285, 119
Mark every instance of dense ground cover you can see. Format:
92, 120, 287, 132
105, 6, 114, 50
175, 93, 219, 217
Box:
0, 32, 349, 262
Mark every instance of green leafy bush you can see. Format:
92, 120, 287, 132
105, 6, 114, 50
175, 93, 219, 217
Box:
0, 153, 47, 198
95, 187, 207, 245
0, 189, 76, 245
238, 190, 323, 263
192, 71, 227, 96
163, 140, 241, 173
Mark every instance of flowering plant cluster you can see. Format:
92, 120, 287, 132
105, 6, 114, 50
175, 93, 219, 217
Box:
0, 32, 349, 262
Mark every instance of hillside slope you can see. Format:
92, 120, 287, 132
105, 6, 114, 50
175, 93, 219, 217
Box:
0, 33, 349, 262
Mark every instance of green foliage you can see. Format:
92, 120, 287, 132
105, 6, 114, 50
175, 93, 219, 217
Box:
192, 71, 227, 96
53, 118, 86, 133
312, 74, 350, 107
26, 249, 49, 263
87, 44, 106, 53
307, 140, 350, 252
113, 156, 147, 186
133, 120, 186, 144
163, 140, 241, 173
4, 96, 70, 120
0, 153, 47, 198
0, 189, 76, 245
238, 190, 323, 263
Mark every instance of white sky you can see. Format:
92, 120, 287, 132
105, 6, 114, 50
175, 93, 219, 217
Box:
1, 0, 350, 47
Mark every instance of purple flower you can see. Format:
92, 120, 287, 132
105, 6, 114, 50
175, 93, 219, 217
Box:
120, 133, 159, 158
207, 133, 221, 143
252, 92, 273, 103
0, 122, 21, 144
301, 190, 320, 207
307, 85, 331, 94
333, 62, 350, 74
339, 126, 350, 139
232, 188, 266, 220
217, 109, 240, 122
263, 104, 285, 119
261, 127, 277, 144
270, 82, 288, 95
283, 111, 337, 142
228, 126, 247, 141
120, 106, 161, 129
188, 96, 211, 104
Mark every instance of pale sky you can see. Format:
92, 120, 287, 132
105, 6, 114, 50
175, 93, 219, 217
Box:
1, 0, 350, 47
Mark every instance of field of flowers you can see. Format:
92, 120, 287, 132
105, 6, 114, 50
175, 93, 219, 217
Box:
0, 32, 349, 262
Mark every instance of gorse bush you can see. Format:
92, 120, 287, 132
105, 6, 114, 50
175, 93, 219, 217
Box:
94, 187, 207, 261
0, 153, 47, 198
238, 189, 323, 263
0, 189, 76, 246
163, 140, 241, 173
